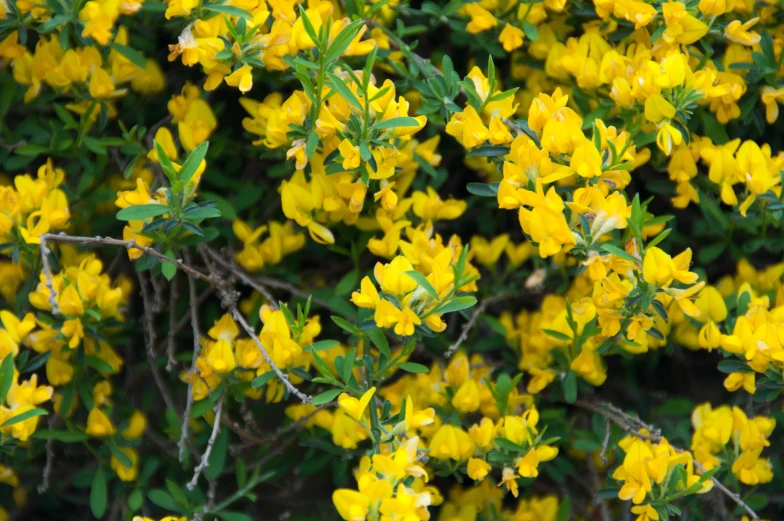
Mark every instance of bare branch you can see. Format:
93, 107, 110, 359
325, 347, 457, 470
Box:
137, 270, 180, 416
201, 246, 278, 309
166, 276, 178, 372
600, 417, 611, 465
229, 305, 312, 404
445, 291, 514, 358
187, 392, 225, 491
179, 249, 203, 463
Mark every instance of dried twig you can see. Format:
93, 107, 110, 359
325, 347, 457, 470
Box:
187, 392, 225, 490
166, 276, 178, 372
574, 399, 761, 521
137, 271, 180, 416
39, 233, 304, 402
179, 249, 203, 463
599, 417, 611, 465
444, 291, 514, 358
229, 306, 312, 404
201, 246, 278, 309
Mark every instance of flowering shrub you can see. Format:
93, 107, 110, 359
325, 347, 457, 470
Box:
1, 0, 784, 519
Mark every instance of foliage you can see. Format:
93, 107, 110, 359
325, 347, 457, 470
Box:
0, 0, 783, 519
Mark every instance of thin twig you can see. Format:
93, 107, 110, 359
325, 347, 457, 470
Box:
229, 306, 312, 404
37, 415, 58, 493
166, 276, 178, 372
179, 249, 203, 463
201, 246, 278, 309
574, 399, 760, 521
587, 456, 611, 521
445, 291, 514, 358
40, 233, 213, 281
38, 236, 61, 315
600, 417, 611, 465
137, 271, 180, 416
40, 232, 304, 408
187, 392, 225, 491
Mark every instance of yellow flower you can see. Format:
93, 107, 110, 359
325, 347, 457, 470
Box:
464, 4, 497, 34
429, 425, 475, 460
725, 18, 761, 46
333, 489, 370, 521
338, 139, 361, 170
499, 24, 525, 52
86, 407, 116, 437
122, 411, 147, 439
110, 447, 138, 481
337, 387, 376, 421
467, 457, 491, 481
644, 95, 676, 124
225, 65, 253, 93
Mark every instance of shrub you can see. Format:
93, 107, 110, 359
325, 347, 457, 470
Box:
0, 0, 782, 520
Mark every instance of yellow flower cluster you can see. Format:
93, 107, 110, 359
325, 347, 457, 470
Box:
0, 160, 69, 246
691, 403, 774, 486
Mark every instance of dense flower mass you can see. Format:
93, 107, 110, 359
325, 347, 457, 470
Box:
0, 0, 784, 519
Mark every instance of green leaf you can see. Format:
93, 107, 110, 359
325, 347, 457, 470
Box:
717, 359, 754, 374
313, 388, 342, 405
203, 4, 253, 18
128, 489, 143, 510
601, 244, 638, 262
219, 513, 253, 521
39, 14, 71, 33
437, 296, 478, 314
542, 329, 571, 342
0, 355, 15, 404
572, 439, 601, 452
200, 191, 237, 220
1, 407, 47, 427
123, 153, 141, 180
183, 206, 221, 220
324, 18, 364, 63
90, 467, 108, 519
335, 268, 359, 297
521, 21, 538, 41
251, 371, 276, 388
0, 79, 14, 125
304, 340, 339, 352
327, 73, 363, 110
493, 436, 523, 452
32, 429, 89, 442
153, 140, 178, 180
563, 371, 577, 404
366, 328, 391, 359
148, 489, 177, 511
110, 43, 146, 68
466, 182, 498, 197
162, 249, 176, 281
404, 270, 438, 298
116, 204, 170, 221
108, 444, 133, 468
466, 145, 510, 158
398, 362, 429, 374
373, 117, 421, 130
84, 355, 114, 373
178, 141, 209, 183
205, 428, 229, 480
306, 130, 319, 158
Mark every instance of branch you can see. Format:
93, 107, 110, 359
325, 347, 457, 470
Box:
137, 271, 180, 416
201, 246, 278, 310
574, 399, 760, 521
187, 392, 225, 490
40, 232, 308, 410
229, 305, 312, 404
40, 233, 214, 282
166, 276, 178, 372
444, 291, 514, 358
179, 249, 203, 463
